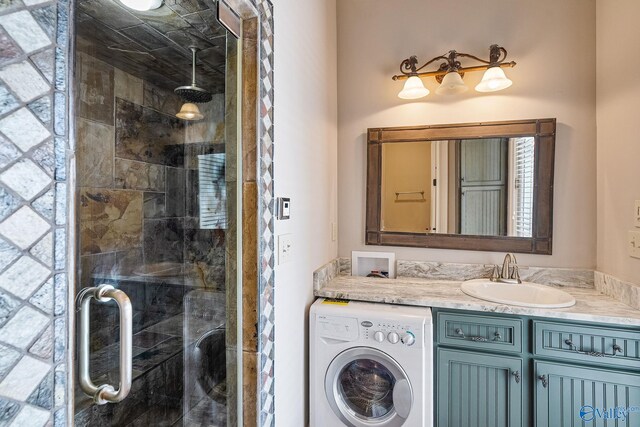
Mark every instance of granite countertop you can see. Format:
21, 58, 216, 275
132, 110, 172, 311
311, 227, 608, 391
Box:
315, 275, 640, 327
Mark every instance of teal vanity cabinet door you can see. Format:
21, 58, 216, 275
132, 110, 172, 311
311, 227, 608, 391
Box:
437, 348, 523, 427
535, 361, 640, 427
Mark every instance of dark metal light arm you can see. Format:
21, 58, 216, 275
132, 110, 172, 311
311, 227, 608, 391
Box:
414, 54, 450, 73
400, 54, 449, 76
392, 61, 516, 81
392, 44, 515, 81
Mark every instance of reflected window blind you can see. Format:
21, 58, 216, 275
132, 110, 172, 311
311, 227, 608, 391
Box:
198, 153, 226, 229
513, 138, 534, 237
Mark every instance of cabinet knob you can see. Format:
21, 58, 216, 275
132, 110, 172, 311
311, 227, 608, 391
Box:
512, 370, 521, 384
538, 374, 548, 388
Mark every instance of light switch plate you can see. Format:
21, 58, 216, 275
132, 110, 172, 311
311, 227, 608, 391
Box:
276, 197, 290, 220
278, 234, 293, 264
628, 230, 640, 259
634, 200, 640, 228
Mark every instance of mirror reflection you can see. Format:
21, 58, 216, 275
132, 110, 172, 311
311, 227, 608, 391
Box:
381, 136, 535, 237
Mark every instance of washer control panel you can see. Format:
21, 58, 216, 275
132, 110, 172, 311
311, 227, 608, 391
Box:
317, 315, 359, 341
360, 319, 422, 348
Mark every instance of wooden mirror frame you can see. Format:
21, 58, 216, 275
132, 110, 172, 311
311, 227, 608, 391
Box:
366, 118, 556, 254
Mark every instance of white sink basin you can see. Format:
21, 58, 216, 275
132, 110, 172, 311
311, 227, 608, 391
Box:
461, 279, 576, 308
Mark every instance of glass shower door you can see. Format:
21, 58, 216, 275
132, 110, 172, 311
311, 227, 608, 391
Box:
72, 1, 241, 425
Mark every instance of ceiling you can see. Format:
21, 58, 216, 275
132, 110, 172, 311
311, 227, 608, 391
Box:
76, 0, 228, 94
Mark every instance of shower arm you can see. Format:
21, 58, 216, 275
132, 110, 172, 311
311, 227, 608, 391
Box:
191, 47, 197, 86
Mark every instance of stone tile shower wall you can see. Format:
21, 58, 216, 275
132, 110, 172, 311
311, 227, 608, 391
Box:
0, 0, 70, 425
76, 51, 227, 293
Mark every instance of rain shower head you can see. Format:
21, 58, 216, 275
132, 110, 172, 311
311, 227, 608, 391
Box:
175, 47, 213, 104
174, 85, 212, 103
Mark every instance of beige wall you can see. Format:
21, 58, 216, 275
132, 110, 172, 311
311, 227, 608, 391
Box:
337, 0, 597, 268
272, 0, 338, 425
596, 0, 640, 284
382, 142, 431, 232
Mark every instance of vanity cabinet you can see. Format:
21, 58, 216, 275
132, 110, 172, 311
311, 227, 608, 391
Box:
434, 309, 640, 427
535, 361, 640, 427
437, 348, 523, 427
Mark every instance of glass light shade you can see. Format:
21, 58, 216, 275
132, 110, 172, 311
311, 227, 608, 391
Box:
119, 0, 163, 11
435, 71, 468, 95
475, 66, 513, 92
398, 76, 429, 99
176, 103, 204, 121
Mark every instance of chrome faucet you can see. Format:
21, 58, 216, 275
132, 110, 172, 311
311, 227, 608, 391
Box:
491, 253, 522, 284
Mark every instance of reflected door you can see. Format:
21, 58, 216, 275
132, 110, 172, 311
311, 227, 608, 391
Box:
459, 138, 508, 236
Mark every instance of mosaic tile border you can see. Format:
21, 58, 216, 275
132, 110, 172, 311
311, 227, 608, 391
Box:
0, 0, 70, 425
254, 1, 275, 426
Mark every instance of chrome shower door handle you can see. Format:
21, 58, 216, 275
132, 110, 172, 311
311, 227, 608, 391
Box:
77, 284, 132, 405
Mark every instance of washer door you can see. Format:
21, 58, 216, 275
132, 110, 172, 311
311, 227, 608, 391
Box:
325, 347, 413, 427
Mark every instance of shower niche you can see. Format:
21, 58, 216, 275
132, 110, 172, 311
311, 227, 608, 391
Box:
73, 1, 240, 425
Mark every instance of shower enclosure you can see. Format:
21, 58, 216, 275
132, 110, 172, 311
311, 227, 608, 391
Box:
72, 1, 243, 425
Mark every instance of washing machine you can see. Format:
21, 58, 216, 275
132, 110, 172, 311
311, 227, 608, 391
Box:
310, 298, 433, 427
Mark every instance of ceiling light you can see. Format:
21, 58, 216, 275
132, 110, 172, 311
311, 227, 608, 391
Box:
398, 76, 430, 99
119, 0, 163, 11
392, 45, 516, 99
475, 66, 513, 92
176, 103, 204, 121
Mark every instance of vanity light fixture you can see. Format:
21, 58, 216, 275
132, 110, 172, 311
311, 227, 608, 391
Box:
119, 0, 163, 11
393, 44, 516, 99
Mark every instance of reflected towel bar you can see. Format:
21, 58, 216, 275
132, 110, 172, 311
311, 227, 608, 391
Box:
395, 191, 425, 201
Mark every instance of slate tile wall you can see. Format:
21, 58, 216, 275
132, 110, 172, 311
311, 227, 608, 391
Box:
0, 0, 70, 425
75, 51, 227, 291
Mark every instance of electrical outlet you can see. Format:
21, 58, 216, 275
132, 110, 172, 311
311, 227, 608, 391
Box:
278, 234, 293, 264
628, 230, 640, 259
331, 222, 338, 242
635, 200, 640, 228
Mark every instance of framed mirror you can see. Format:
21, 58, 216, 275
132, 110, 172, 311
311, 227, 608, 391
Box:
366, 118, 556, 254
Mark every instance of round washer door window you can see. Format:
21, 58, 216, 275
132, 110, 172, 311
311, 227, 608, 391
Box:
325, 347, 413, 427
